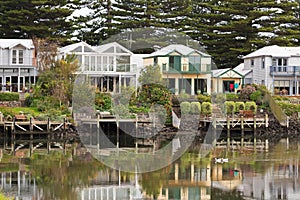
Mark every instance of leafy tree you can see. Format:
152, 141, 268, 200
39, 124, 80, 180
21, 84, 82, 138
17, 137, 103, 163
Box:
34, 55, 79, 106
139, 65, 165, 86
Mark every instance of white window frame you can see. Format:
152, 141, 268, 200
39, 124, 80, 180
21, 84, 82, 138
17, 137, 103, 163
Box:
11, 49, 24, 65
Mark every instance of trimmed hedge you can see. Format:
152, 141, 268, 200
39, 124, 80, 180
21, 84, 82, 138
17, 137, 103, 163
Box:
201, 102, 212, 115
245, 101, 257, 114
180, 101, 191, 114
190, 102, 201, 114
0, 92, 19, 101
224, 101, 235, 114
235, 102, 245, 113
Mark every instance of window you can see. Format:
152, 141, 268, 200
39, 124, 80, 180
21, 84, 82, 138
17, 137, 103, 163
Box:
189, 55, 200, 71
12, 50, 17, 64
251, 59, 254, 67
262, 57, 265, 69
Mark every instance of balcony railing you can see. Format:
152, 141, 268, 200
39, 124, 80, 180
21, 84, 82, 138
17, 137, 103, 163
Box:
270, 66, 300, 76
82, 64, 137, 73
162, 64, 211, 74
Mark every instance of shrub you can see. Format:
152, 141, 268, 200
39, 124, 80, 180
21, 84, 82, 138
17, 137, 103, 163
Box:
235, 102, 245, 113
197, 94, 211, 103
95, 93, 112, 111
112, 104, 133, 119
226, 93, 239, 101
245, 101, 257, 114
224, 101, 236, 114
24, 94, 34, 107
240, 85, 256, 100
180, 101, 191, 114
190, 102, 201, 114
0, 92, 19, 101
201, 102, 212, 115
250, 90, 262, 102
214, 93, 226, 105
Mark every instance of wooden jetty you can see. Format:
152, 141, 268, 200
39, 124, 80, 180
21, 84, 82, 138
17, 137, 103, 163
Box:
200, 113, 270, 150
0, 117, 71, 155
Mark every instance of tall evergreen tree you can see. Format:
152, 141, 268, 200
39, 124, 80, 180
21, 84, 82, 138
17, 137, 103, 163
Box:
0, 0, 74, 42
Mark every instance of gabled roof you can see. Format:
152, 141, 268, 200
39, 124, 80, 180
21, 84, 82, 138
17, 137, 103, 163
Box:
94, 42, 133, 54
212, 68, 242, 78
59, 41, 96, 53
233, 63, 252, 76
146, 44, 210, 58
0, 39, 34, 49
243, 45, 300, 59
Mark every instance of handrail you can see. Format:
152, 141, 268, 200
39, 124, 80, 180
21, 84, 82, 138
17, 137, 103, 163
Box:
263, 92, 288, 126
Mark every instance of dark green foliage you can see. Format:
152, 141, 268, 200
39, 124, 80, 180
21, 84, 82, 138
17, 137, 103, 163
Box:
0, 0, 74, 42
0, 92, 19, 101
95, 93, 112, 111
250, 90, 263, 102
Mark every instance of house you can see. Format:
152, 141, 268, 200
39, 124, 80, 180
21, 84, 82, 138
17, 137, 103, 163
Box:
241, 45, 300, 95
143, 44, 212, 95
58, 42, 138, 93
212, 68, 243, 93
0, 39, 37, 92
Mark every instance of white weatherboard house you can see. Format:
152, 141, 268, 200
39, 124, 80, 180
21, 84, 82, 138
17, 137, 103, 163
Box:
212, 68, 243, 93
0, 39, 38, 92
241, 45, 300, 95
143, 44, 212, 95
59, 42, 138, 93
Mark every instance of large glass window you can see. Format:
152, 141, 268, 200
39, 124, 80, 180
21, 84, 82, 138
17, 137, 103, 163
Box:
12, 50, 17, 64
12, 49, 24, 64
189, 56, 200, 72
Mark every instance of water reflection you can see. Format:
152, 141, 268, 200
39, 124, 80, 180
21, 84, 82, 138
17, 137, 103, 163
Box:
0, 139, 300, 199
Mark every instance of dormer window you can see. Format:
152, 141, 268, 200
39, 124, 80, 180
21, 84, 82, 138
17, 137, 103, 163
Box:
12, 49, 24, 64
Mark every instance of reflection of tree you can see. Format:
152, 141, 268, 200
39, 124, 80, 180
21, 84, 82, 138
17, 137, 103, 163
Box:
212, 188, 244, 200
141, 165, 172, 199
29, 152, 105, 200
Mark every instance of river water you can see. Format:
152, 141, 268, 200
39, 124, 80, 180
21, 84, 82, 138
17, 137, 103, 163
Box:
0, 138, 299, 200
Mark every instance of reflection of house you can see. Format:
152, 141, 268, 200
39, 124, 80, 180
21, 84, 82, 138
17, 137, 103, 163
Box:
58, 42, 137, 93
156, 162, 211, 200
212, 68, 242, 93
143, 44, 212, 95
240, 45, 300, 95
0, 39, 37, 92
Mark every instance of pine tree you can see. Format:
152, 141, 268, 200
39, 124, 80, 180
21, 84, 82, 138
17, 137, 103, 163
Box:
0, 0, 74, 42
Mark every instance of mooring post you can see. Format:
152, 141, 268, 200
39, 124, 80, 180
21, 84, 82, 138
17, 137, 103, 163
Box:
227, 116, 230, 149
254, 116, 257, 149
11, 118, 15, 155
135, 115, 138, 152
265, 139, 269, 151
97, 114, 100, 154
29, 117, 33, 156
241, 116, 244, 148
47, 118, 50, 154
212, 115, 217, 147
117, 115, 119, 149
265, 114, 269, 127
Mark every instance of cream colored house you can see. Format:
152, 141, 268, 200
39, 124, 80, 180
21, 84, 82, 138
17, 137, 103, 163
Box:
143, 44, 212, 95
212, 68, 243, 93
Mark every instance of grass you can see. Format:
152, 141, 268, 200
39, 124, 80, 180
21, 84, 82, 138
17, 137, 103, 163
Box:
0, 106, 41, 117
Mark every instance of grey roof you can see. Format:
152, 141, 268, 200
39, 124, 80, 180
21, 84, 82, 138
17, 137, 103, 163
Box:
233, 63, 252, 76
147, 44, 211, 57
0, 39, 34, 49
59, 41, 95, 53
243, 45, 300, 59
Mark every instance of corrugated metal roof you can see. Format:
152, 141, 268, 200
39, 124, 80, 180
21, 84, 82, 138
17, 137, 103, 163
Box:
243, 45, 300, 59
147, 44, 210, 57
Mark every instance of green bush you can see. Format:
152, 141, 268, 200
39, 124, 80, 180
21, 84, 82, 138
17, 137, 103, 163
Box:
180, 101, 191, 114
214, 93, 226, 105
112, 104, 133, 119
201, 102, 212, 115
190, 102, 201, 114
197, 94, 211, 102
129, 105, 150, 114
226, 93, 239, 101
224, 101, 236, 114
235, 102, 245, 113
95, 92, 112, 111
245, 101, 257, 114
0, 92, 19, 101
250, 90, 262, 102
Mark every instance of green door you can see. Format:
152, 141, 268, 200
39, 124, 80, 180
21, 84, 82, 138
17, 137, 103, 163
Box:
169, 56, 181, 72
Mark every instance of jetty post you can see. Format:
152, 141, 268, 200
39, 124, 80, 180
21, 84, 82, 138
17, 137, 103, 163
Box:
212, 114, 217, 147
253, 116, 257, 149
227, 117, 230, 149
241, 116, 244, 147
97, 114, 100, 154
